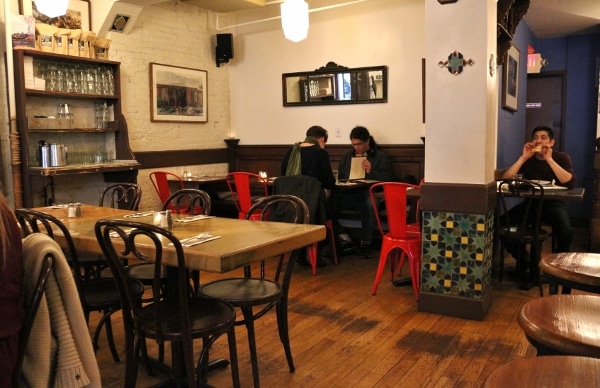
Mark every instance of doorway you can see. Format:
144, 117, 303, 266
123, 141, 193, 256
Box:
526, 72, 566, 151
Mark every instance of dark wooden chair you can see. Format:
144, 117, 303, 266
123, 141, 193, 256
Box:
518, 294, 600, 358
272, 175, 338, 275
126, 188, 212, 297
95, 219, 240, 388
80, 182, 143, 280
99, 182, 142, 210
14, 208, 145, 363
13, 253, 53, 386
496, 178, 550, 295
199, 194, 309, 387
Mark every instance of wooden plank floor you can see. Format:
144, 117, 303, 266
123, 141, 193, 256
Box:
92, 227, 590, 387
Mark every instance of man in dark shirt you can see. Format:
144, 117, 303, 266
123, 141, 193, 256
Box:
281, 125, 336, 195
281, 126, 336, 266
337, 126, 397, 257
502, 125, 576, 287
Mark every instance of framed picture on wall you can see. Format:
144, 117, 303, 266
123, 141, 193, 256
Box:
502, 44, 520, 112
149, 63, 208, 123
20, 0, 91, 31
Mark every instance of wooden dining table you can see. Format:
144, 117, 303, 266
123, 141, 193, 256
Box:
32, 205, 326, 273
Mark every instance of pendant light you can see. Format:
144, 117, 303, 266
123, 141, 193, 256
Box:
280, 0, 309, 42
35, 0, 69, 18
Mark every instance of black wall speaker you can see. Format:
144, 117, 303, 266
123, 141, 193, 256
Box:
216, 33, 234, 67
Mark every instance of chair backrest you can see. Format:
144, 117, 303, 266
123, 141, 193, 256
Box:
99, 183, 142, 210
496, 178, 545, 236
370, 182, 418, 239
161, 188, 211, 215
226, 172, 269, 218
13, 252, 53, 387
14, 209, 85, 307
244, 195, 309, 279
272, 175, 326, 225
149, 171, 184, 204
94, 219, 193, 344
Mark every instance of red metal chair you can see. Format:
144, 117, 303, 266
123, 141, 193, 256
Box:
226, 172, 269, 220
370, 182, 422, 300
149, 171, 184, 208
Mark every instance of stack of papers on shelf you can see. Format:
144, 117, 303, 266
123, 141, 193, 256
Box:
24, 56, 34, 89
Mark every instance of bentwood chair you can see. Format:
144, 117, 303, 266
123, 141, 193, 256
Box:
126, 188, 212, 320
150, 171, 184, 209
226, 172, 269, 220
200, 195, 309, 388
99, 182, 142, 210
369, 182, 422, 300
95, 219, 240, 388
13, 250, 53, 386
14, 208, 145, 363
165, 188, 211, 293
496, 178, 550, 295
79, 182, 143, 280
272, 175, 338, 275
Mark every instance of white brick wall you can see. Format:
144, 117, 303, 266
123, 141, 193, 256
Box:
0, 2, 231, 209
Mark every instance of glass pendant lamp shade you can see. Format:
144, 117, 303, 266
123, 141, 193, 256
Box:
35, 0, 69, 18
280, 0, 309, 42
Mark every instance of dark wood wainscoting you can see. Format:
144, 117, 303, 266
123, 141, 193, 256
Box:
135, 143, 425, 182
234, 144, 425, 182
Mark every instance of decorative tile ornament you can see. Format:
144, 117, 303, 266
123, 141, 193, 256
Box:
438, 51, 474, 76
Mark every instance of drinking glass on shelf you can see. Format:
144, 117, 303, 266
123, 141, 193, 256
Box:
94, 101, 108, 129
45, 62, 58, 91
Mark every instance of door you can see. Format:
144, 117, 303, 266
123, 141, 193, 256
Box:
526, 72, 566, 151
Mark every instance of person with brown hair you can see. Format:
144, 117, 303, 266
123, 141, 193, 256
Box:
0, 193, 25, 387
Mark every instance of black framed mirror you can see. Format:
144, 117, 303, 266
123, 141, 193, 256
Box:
282, 62, 388, 107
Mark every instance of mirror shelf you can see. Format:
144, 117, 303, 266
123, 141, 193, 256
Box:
282, 62, 388, 107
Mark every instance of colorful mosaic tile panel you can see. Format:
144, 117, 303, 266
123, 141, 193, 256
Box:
421, 210, 494, 298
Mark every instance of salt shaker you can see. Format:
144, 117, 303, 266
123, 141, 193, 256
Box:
153, 211, 162, 226
75, 202, 82, 217
160, 210, 173, 228
68, 203, 76, 218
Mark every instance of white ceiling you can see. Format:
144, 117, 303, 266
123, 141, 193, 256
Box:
135, 0, 600, 39
524, 0, 600, 38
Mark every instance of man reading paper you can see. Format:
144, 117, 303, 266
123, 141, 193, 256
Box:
337, 126, 396, 257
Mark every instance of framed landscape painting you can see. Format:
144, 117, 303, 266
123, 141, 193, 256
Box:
149, 63, 208, 123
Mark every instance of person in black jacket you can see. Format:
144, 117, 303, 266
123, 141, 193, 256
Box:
281, 125, 336, 196
337, 126, 397, 257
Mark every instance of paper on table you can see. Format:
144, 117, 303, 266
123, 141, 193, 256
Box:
349, 156, 366, 180
123, 211, 155, 218
534, 185, 568, 190
171, 233, 221, 247
173, 215, 214, 223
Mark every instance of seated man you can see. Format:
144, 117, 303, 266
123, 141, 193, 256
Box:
337, 126, 397, 257
281, 125, 336, 266
501, 125, 576, 288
